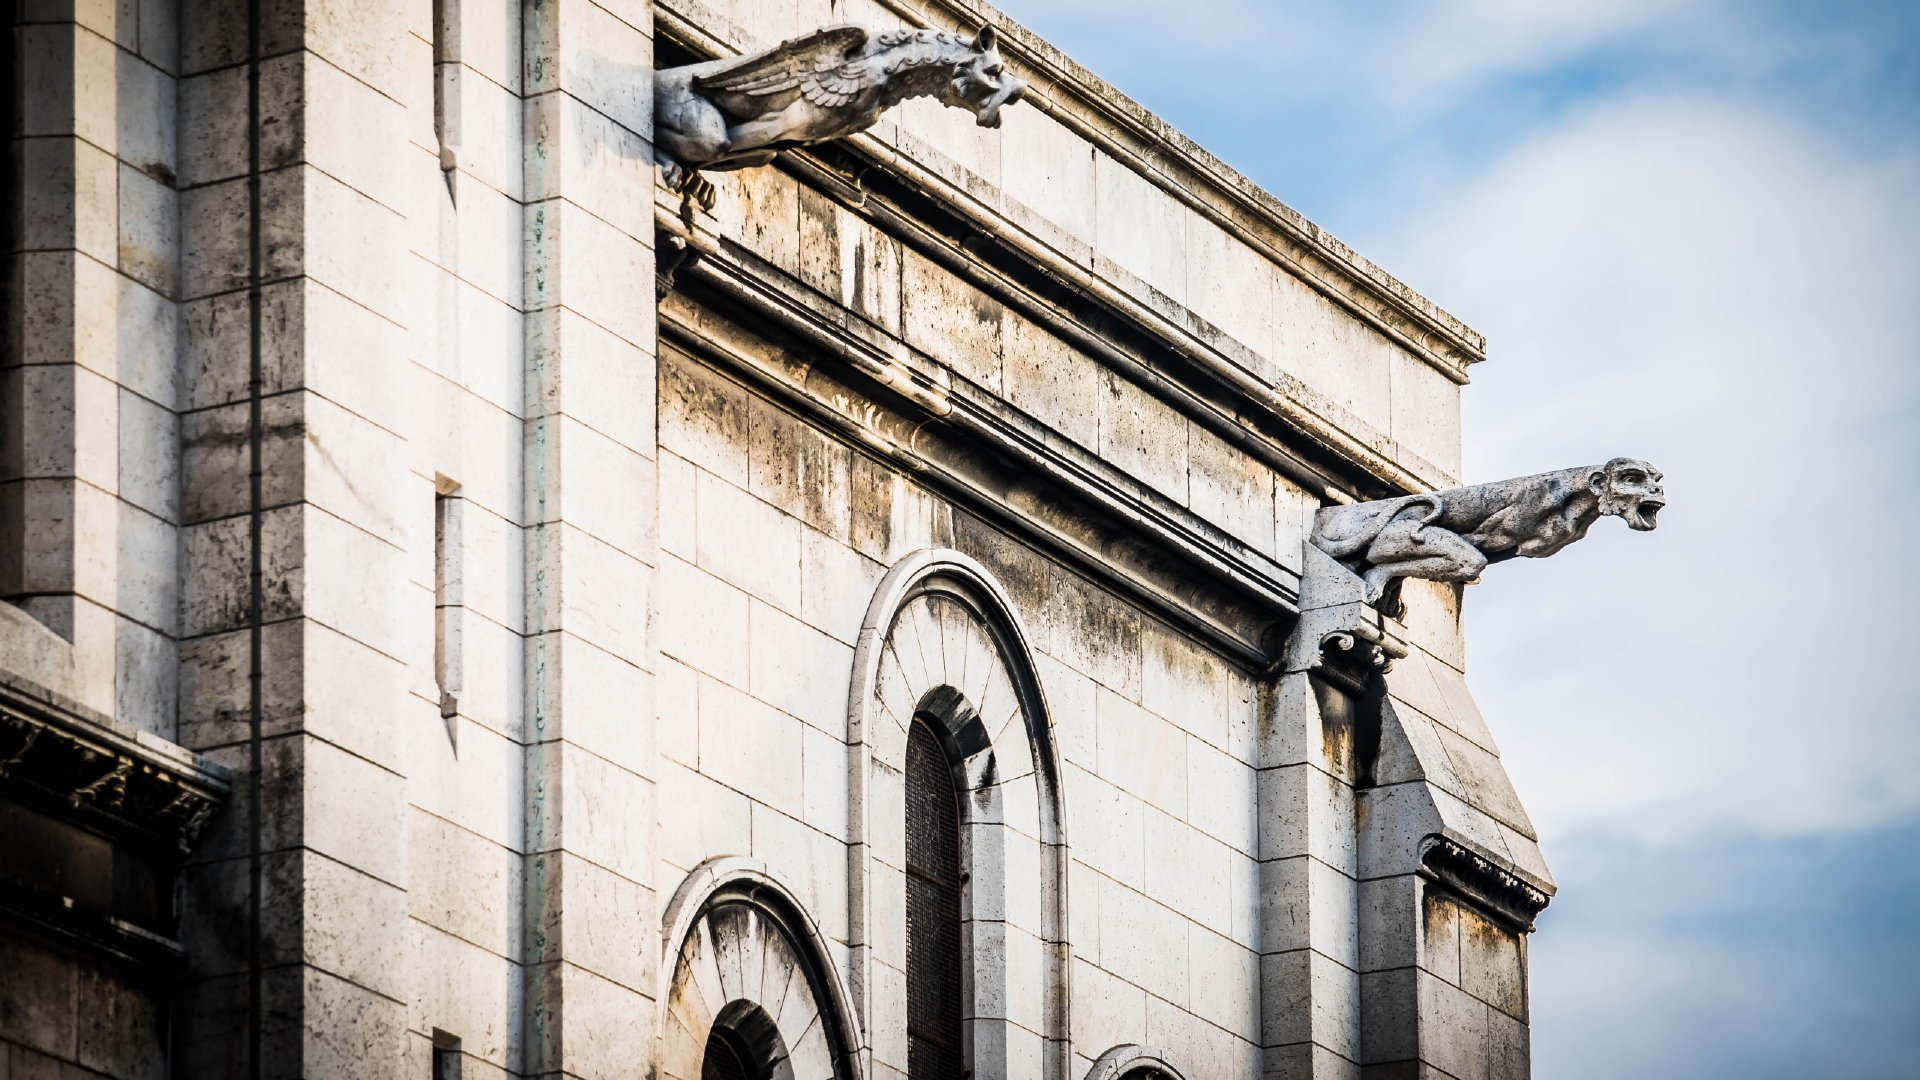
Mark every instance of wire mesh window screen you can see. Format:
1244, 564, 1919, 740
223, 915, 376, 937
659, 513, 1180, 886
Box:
906, 717, 964, 1080
701, 1028, 755, 1080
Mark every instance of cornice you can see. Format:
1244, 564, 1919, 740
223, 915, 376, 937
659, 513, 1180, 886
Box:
658, 208, 1301, 665
655, 0, 1485, 384
654, 5, 1457, 499
0, 673, 230, 858
1420, 835, 1553, 933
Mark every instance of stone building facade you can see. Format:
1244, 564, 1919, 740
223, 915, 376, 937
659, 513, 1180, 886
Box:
0, 1, 1594, 1078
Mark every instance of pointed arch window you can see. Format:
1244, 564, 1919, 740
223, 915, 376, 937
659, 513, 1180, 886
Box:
906, 715, 964, 1080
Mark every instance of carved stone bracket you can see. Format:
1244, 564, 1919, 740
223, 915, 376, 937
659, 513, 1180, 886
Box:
1419, 835, 1552, 932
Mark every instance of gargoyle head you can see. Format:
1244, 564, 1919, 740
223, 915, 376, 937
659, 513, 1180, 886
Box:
1591, 457, 1666, 531
940, 26, 1027, 129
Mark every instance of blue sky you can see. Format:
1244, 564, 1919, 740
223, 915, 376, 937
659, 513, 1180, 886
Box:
996, 1, 1920, 1074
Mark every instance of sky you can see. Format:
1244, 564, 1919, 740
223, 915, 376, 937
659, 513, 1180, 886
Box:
995, 1, 1920, 1075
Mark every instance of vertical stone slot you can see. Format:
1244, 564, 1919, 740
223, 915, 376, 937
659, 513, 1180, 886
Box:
432, 0, 460, 200
434, 475, 465, 736
431, 1029, 463, 1080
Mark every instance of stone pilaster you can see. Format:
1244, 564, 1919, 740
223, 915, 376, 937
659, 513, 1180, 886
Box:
519, 2, 661, 1076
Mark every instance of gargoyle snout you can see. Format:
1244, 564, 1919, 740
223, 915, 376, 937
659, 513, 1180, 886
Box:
974, 77, 1027, 128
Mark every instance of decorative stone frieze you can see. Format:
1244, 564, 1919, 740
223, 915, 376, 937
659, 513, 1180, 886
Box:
0, 686, 226, 857
1312, 458, 1667, 605
655, 24, 1027, 207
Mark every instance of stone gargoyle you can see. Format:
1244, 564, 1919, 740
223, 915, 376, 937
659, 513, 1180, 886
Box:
654, 24, 1028, 208
1311, 458, 1666, 605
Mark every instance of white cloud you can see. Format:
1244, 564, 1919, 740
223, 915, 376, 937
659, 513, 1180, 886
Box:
1379, 92, 1920, 841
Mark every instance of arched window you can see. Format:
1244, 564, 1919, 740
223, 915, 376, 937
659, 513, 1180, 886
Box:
906, 716, 963, 1080
700, 1025, 757, 1080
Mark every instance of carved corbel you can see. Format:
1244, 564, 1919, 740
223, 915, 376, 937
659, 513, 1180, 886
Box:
653, 24, 1028, 209
1420, 835, 1552, 932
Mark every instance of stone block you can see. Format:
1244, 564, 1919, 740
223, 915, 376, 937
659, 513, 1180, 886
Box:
1187, 420, 1280, 560
746, 394, 853, 543
409, 808, 523, 956
1270, 276, 1393, 439
1457, 906, 1526, 1021
1097, 368, 1190, 507
698, 676, 803, 818
1001, 307, 1101, 453
552, 853, 657, 994
113, 612, 176, 736
544, 416, 655, 558
1043, 567, 1140, 702
1389, 351, 1460, 483
1140, 621, 1231, 751
695, 470, 801, 615
1095, 877, 1187, 1007
902, 247, 1000, 391
1487, 1007, 1529, 1080
1259, 763, 1355, 872
1094, 151, 1186, 307
1144, 808, 1231, 931
798, 526, 882, 646
800, 721, 849, 841
118, 165, 178, 299
532, 197, 655, 349
1186, 736, 1255, 854
1357, 967, 1416, 1066
748, 802, 847, 937
1143, 992, 1245, 1078
412, 922, 522, 1069
531, 308, 655, 458
1068, 957, 1146, 1060
301, 966, 409, 1077
1188, 922, 1259, 1040
659, 352, 750, 485
1063, 764, 1143, 890
20, 136, 117, 263
299, 0, 412, 101
656, 757, 752, 875
409, 714, 522, 851
0, 930, 76, 1055
1356, 874, 1419, 975
1419, 972, 1489, 1080
656, 554, 748, 686
76, 957, 166, 1079
997, 103, 1096, 251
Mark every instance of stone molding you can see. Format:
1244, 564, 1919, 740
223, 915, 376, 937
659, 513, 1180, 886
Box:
657, 233, 1299, 664
1084, 1044, 1190, 1080
658, 857, 866, 1080
1419, 836, 1553, 933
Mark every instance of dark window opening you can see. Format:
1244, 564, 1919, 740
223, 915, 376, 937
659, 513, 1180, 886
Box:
701, 1026, 758, 1080
430, 1030, 462, 1080
906, 715, 964, 1080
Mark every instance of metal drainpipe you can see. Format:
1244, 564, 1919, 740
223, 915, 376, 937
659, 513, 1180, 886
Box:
244, 0, 265, 1073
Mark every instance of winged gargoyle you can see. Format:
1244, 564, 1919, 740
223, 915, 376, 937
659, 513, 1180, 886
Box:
654, 25, 1028, 208
1311, 458, 1667, 606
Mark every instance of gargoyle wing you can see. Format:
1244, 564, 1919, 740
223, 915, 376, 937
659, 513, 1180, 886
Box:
691, 24, 871, 109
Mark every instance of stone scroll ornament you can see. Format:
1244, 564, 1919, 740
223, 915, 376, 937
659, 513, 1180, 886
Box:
653, 24, 1028, 209
1311, 458, 1666, 606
